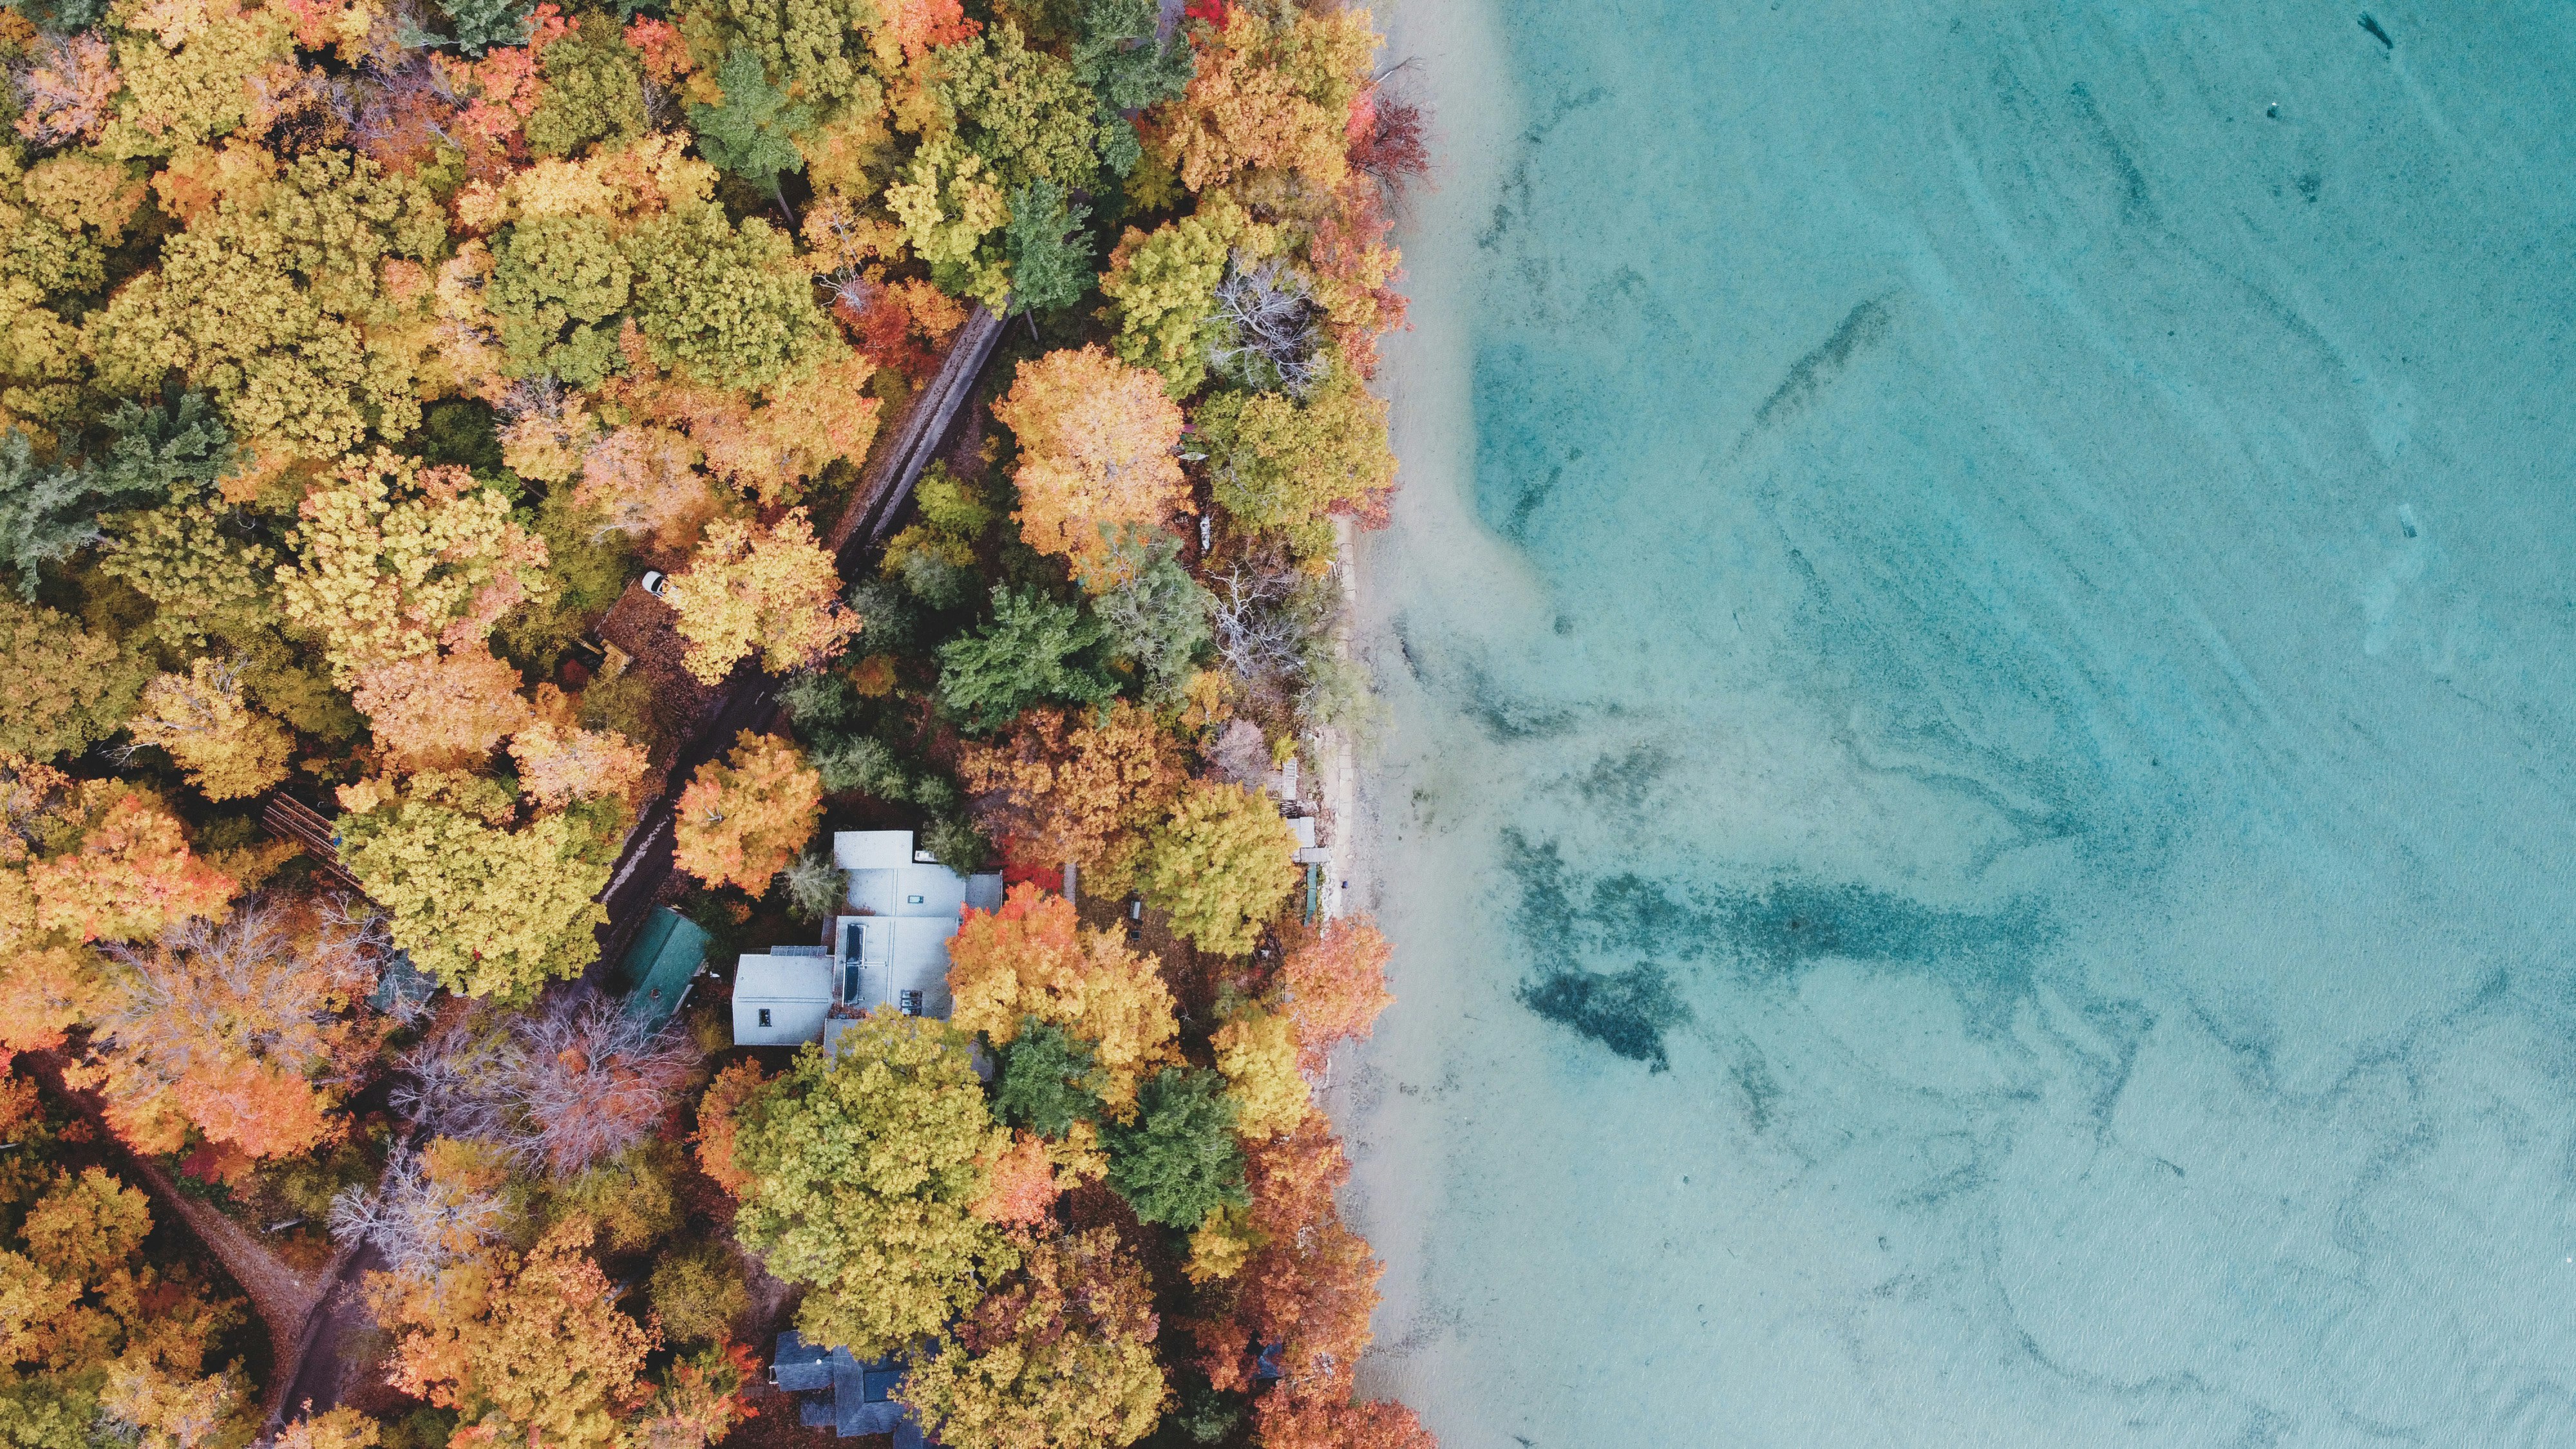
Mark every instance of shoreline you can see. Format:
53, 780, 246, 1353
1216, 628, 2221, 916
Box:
1327, 0, 1530, 1420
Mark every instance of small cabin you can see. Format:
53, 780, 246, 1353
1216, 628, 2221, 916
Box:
770, 1331, 927, 1445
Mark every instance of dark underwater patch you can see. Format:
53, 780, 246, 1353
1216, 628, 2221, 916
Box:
1502, 831, 2058, 1063
1517, 963, 1691, 1071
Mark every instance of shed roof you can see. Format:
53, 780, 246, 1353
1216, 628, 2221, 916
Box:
614, 907, 708, 1030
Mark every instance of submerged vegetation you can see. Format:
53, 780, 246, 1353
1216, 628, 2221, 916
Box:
0, 0, 1431, 1444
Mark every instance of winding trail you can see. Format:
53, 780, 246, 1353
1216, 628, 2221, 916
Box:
19, 1051, 341, 1424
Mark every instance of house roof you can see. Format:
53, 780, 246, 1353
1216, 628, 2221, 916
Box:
735, 952, 833, 1002
770, 1333, 925, 1444
833, 829, 922, 871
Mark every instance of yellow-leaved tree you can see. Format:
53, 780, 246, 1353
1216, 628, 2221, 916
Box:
729, 1017, 1016, 1359
277, 450, 551, 683
945, 883, 1175, 1114
0, 1164, 255, 1449
663, 508, 860, 685
341, 800, 609, 1001
902, 1228, 1168, 1449
1211, 1004, 1307, 1141
124, 657, 292, 800
989, 346, 1187, 589
1135, 782, 1298, 956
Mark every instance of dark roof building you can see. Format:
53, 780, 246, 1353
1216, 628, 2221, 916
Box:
769, 1332, 931, 1445
613, 905, 708, 1030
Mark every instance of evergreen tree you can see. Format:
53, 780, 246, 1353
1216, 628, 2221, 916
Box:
1103, 1066, 1247, 1229
936, 587, 1116, 733
687, 49, 812, 198
990, 1018, 1108, 1139
1002, 180, 1093, 316
439, 0, 535, 55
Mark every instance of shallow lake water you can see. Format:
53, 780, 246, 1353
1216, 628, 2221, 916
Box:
1338, 2, 2576, 1444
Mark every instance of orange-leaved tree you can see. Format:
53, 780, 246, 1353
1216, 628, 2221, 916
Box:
1159, 6, 1378, 193
969, 1130, 1061, 1228
673, 731, 821, 893
1193, 1116, 1382, 1396
663, 508, 859, 685
25, 781, 235, 943
945, 884, 1176, 1113
509, 718, 649, 808
76, 895, 386, 1159
954, 702, 1184, 895
384, 1217, 656, 1449
1271, 914, 1394, 1071
1252, 1391, 1437, 1449
989, 346, 1188, 589
692, 1057, 768, 1197
350, 642, 534, 772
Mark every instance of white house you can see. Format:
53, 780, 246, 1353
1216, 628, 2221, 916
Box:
730, 830, 1005, 1049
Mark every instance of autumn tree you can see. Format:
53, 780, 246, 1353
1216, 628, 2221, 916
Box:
489, 213, 632, 387
1198, 1118, 1383, 1395
274, 1406, 384, 1449
1103, 1066, 1245, 1229
0, 595, 151, 761
728, 1017, 1015, 1358
392, 996, 700, 1177
624, 204, 838, 391
947, 884, 1176, 1113
691, 1057, 768, 1197
956, 702, 1183, 894
350, 643, 533, 772
971, 1131, 1061, 1228
663, 509, 860, 685
1136, 782, 1298, 956
342, 800, 610, 1001
508, 718, 648, 808
384, 1217, 656, 1449
77, 896, 386, 1159
902, 1229, 1167, 1449
574, 426, 715, 548
1211, 1004, 1305, 1141
276, 450, 551, 683
24, 781, 236, 944
1161, 7, 1376, 193
1273, 914, 1395, 1070
0, 1165, 252, 1449
1099, 195, 1269, 397
1197, 371, 1396, 562
672, 731, 821, 893
1252, 1392, 1436, 1449
83, 150, 448, 459
122, 658, 292, 801
990, 346, 1186, 585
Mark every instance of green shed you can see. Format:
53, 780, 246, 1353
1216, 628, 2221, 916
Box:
616, 907, 709, 1032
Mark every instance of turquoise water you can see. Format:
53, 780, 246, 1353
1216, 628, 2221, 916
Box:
1341, 2, 2576, 1444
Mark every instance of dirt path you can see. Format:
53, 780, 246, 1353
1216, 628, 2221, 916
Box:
23, 1052, 330, 1421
